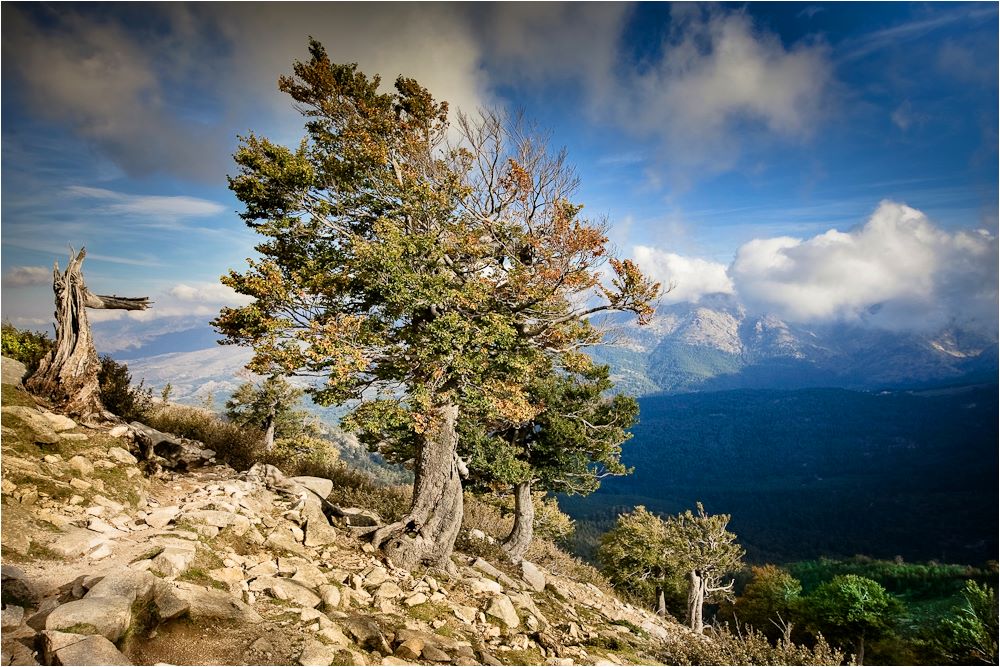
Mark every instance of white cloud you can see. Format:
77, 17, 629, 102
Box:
169, 283, 249, 304
66, 186, 225, 219
730, 201, 998, 332
3, 266, 51, 287
632, 246, 734, 305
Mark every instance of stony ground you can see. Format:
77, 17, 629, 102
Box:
0, 357, 695, 666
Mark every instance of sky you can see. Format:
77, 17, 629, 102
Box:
2, 2, 998, 354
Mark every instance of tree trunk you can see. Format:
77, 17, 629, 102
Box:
655, 586, 667, 617
856, 632, 865, 666
501, 480, 534, 562
26, 249, 149, 419
370, 402, 464, 571
687, 569, 707, 632
263, 413, 276, 452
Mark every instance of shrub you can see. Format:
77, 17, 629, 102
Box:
323, 464, 411, 524
144, 403, 264, 472
263, 435, 341, 477
98, 355, 153, 421
1, 322, 53, 374
658, 626, 847, 666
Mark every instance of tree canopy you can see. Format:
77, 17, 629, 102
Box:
214, 40, 659, 569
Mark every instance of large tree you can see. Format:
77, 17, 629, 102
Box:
804, 574, 898, 665
598, 505, 674, 617
465, 356, 637, 562
214, 41, 659, 571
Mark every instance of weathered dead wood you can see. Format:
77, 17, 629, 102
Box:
26, 248, 150, 419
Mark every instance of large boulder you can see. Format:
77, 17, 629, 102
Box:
170, 582, 262, 623
128, 422, 215, 470
44, 597, 132, 643
42, 630, 132, 666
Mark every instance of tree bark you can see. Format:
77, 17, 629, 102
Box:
856, 632, 865, 666
501, 480, 534, 562
370, 402, 464, 571
26, 249, 149, 419
656, 586, 667, 617
687, 569, 707, 633
263, 413, 276, 452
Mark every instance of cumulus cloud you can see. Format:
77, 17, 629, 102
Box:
730, 201, 998, 333
632, 246, 734, 305
3, 266, 51, 287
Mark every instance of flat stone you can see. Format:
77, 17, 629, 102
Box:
452, 605, 477, 624
86, 570, 156, 605
41, 411, 77, 432
45, 597, 132, 642
106, 447, 138, 465
245, 561, 278, 578
374, 582, 403, 599
290, 562, 328, 589
93, 495, 125, 513
318, 584, 342, 611
88, 543, 114, 561
53, 632, 133, 665
485, 595, 520, 628
208, 567, 244, 586
171, 582, 262, 623
152, 547, 196, 579
421, 646, 451, 663
144, 507, 180, 529
60, 433, 89, 442
49, 528, 107, 558
181, 509, 251, 533
290, 476, 334, 499
318, 623, 351, 647
152, 582, 189, 621
469, 578, 503, 595
299, 639, 337, 666
403, 592, 427, 607
87, 517, 121, 535
520, 560, 546, 592
70, 478, 92, 491
43, 454, 63, 464
67, 456, 95, 477
108, 425, 130, 438
250, 577, 321, 608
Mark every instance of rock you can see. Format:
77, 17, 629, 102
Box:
1, 356, 27, 385
152, 546, 196, 579
452, 605, 477, 624
318, 585, 342, 611
67, 456, 95, 477
374, 582, 403, 600
381, 658, 417, 666
363, 567, 389, 588
330, 506, 382, 528
108, 425, 130, 438
421, 646, 451, 663
245, 561, 278, 578
395, 637, 424, 660
318, 623, 351, 646
208, 568, 244, 588
250, 577, 321, 608
69, 495, 85, 505
520, 561, 546, 592
171, 582, 262, 623
265, 527, 306, 555
48, 632, 133, 666
545, 659, 574, 666
40, 411, 77, 432
469, 578, 503, 595
182, 509, 251, 533
152, 582, 189, 621
86, 570, 156, 605
144, 507, 180, 529
60, 433, 89, 442
49, 528, 107, 558
290, 562, 328, 590
485, 595, 520, 628
1, 406, 60, 443
106, 447, 138, 465
469, 529, 488, 541
2, 565, 37, 607
70, 479, 92, 491
86, 517, 121, 535
478, 650, 503, 666
1, 604, 24, 630
43, 454, 62, 464
302, 497, 339, 547
403, 593, 427, 607
299, 639, 338, 666
45, 597, 132, 642
341, 615, 392, 655
290, 476, 334, 499
472, 558, 504, 580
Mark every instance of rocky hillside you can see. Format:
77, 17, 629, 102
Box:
0, 357, 724, 667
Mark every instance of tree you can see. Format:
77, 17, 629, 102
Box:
804, 574, 899, 665
27, 248, 150, 419
465, 357, 637, 561
598, 506, 673, 616
225, 375, 315, 451
731, 565, 803, 640
214, 41, 659, 570
936, 581, 998, 665
663, 502, 745, 632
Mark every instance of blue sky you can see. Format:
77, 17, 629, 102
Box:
2, 2, 997, 353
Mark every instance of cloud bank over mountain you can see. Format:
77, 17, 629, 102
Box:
633, 201, 998, 336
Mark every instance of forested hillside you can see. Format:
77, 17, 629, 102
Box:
563, 384, 998, 565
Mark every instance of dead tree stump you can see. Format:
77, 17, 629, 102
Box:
26, 248, 150, 419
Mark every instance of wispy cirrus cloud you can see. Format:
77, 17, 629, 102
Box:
65, 186, 225, 220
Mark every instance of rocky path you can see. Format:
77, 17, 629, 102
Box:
1, 358, 685, 666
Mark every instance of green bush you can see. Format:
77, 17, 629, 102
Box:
658, 626, 847, 666
1, 322, 53, 374
98, 355, 153, 421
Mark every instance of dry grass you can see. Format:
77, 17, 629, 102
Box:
144, 403, 264, 471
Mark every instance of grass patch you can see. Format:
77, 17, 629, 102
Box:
62, 623, 101, 635
497, 648, 545, 666
1, 383, 35, 408
144, 404, 264, 472
405, 601, 452, 623
177, 567, 227, 591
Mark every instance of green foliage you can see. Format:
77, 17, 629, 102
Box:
263, 434, 340, 474
935, 581, 998, 665
598, 505, 670, 606
97, 355, 153, 421
532, 494, 576, 544
225, 375, 316, 440
161, 383, 173, 402
804, 574, 901, 659
728, 565, 804, 640
1, 322, 53, 374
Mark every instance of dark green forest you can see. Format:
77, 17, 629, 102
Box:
563, 384, 998, 565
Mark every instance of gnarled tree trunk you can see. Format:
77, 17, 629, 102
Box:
502, 480, 534, 562
687, 569, 707, 632
26, 248, 149, 419
370, 402, 464, 571
656, 586, 667, 617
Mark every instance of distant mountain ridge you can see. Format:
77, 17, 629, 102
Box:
591, 294, 997, 395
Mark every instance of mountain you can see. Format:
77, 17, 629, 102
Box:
590, 295, 998, 395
